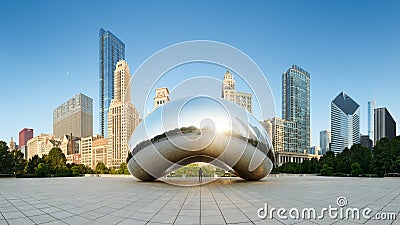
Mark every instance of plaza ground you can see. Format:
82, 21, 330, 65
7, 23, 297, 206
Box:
0, 176, 399, 225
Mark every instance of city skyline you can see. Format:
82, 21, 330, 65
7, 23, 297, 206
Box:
1, 1, 399, 146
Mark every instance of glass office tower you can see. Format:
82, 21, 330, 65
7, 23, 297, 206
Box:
99, 28, 125, 137
374, 107, 396, 143
282, 65, 310, 153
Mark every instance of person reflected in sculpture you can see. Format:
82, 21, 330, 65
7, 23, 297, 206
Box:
199, 167, 203, 182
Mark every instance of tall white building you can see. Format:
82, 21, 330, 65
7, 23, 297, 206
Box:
331, 92, 360, 154
222, 70, 252, 113
319, 130, 331, 155
368, 100, 376, 145
108, 60, 140, 169
271, 117, 297, 153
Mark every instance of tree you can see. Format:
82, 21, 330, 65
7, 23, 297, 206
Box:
45, 147, 66, 175
0, 141, 12, 174
57, 166, 71, 177
319, 151, 337, 173
25, 155, 45, 174
372, 137, 391, 176
335, 145, 372, 174
35, 163, 49, 177
118, 162, 130, 175
71, 165, 80, 176
10, 150, 27, 175
95, 162, 109, 174
320, 164, 333, 176
351, 162, 362, 176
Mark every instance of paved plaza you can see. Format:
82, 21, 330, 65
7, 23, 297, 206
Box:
0, 176, 399, 225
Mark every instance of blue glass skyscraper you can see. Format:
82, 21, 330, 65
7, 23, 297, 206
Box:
282, 65, 310, 153
99, 28, 125, 137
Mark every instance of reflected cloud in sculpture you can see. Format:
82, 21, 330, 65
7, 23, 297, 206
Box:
127, 96, 275, 181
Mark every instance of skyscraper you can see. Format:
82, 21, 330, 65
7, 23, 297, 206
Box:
282, 65, 310, 153
19, 128, 33, 147
368, 100, 376, 145
374, 107, 396, 143
360, 135, 373, 150
222, 70, 252, 113
108, 60, 140, 169
330, 92, 360, 154
99, 28, 125, 138
19, 128, 33, 159
319, 130, 331, 155
271, 117, 297, 153
53, 93, 93, 138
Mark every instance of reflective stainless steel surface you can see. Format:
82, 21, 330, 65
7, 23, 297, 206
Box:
128, 96, 275, 181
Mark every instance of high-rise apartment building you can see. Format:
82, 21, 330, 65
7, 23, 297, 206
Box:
271, 117, 297, 153
330, 92, 360, 154
319, 130, 331, 155
222, 70, 252, 113
282, 65, 310, 153
374, 107, 396, 143
53, 93, 93, 139
154, 87, 170, 109
108, 60, 140, 169
368, 100, 376, 145
99, 28, 125, 138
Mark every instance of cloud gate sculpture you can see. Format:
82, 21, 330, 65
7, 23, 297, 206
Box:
127, 96, 275, 181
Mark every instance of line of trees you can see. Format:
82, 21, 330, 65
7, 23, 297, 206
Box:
273, 136, 400, 177
0, 141, 130, 177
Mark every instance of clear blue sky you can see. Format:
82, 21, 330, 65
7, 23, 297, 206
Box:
0, 0, 399, 147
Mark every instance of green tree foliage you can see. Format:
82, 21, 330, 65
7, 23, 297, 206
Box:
0, 141, 12, 174
71, 165, 80, 176
336, 145, 372, 174
118, 162, 130, 175
0, 141, 27, 174
35, 163, 49, 177
174, 164, 221, 177
351, 162, 362, 177
320, 164, 333, 176
57, 166, 71, 177
275, 146, 372, 175
372, 137, 400, 176
95, 162, 109, 174
319, 151, 337, 172
45, 147, 67, 175
25, 155, 45, 174
10, 149, 27, 174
